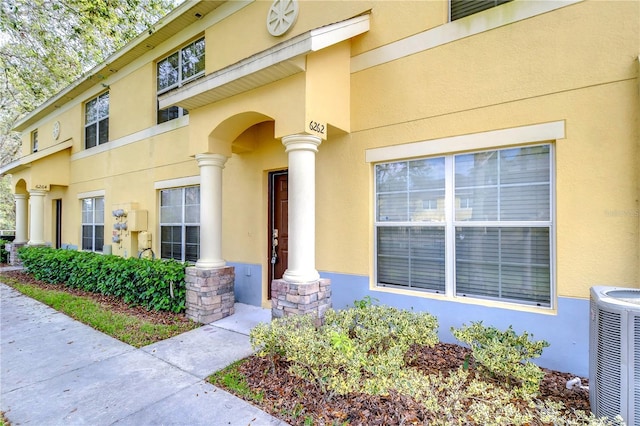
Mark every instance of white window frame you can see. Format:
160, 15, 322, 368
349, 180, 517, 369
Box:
84, 92, 109, 149
31, 129, 38, 153
159, 185, 200, 263
367, 121, 563, 309
81, 196, 104, 252
156, 37, 205, 124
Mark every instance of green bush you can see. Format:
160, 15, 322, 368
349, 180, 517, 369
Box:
250, 303, 439, 397
18, 246, 187, 312
0, 239, 9, 263
451, 321, 549, 395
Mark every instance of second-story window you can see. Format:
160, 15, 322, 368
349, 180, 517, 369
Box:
85, 92, 109, 149
450, 0, 512, 21
157, 37, 205, 124
31, 130, 38, 153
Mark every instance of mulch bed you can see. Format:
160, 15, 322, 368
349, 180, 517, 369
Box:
228, 345, 590, 425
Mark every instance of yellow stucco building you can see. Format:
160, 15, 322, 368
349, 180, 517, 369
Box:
2, 0, 639, 376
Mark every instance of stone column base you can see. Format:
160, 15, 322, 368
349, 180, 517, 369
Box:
7, 242, 26, 266
271, 278, 332, 325
185, 266, 235, 324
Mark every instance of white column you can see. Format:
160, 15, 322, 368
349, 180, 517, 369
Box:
195, 153, 227, 269
282, 134, 322, 283
27, 190, 46, 245
14, 194, 28, 244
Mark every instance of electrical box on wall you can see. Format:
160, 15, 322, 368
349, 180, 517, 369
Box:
128, 210, 148, 232
110, 202, 149, 258
138, 231, 152, 250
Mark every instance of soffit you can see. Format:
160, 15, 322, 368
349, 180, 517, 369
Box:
13, 1, 224, 132
159, 13, 370, 111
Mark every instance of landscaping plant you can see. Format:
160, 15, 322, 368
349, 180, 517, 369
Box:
250, 302, 439, 397
451, 321, 550, 395
0, 239, 9, 264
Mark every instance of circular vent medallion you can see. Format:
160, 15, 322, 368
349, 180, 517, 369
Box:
266, 0, 299, 37
52, 121, 60, 140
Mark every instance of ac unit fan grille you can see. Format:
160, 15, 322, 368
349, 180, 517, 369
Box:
596, 308, 622, 418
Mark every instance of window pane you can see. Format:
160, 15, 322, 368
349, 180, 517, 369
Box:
95, 226, 104, 252
377, 227, 409, 285
98, 118, 109, 145
157, 52, 179, 91
185, 186, 200, 223
82, 199, 93, 223
499, 147, 550, 221
97, 92, 109, 119
85, 125, 97, 149
377, 226, 445, 291
376, 162, 407, 193
157, 106, 181, 124
160, 226, 182, 260
455, 151, 498, 221
182, 38, 205, 81
85, 98, 97, 123
185, 226, 200, 262
500, 146, 550, 185
94, 198, 104, 223
160, 188, 182, 223
409, 158, 445, 190
82, 225, 93, 250
456, 227, 550, 305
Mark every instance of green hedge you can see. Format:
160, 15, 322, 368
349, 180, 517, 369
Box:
0, 239, 9, 263
18, 246, 187, 312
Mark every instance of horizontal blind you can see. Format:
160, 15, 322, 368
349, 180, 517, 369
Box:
450, 0, 512, 21
454, 146, 551, 306
455, 227, 551, 305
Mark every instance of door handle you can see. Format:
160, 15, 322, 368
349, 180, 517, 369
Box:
271, 229, 279, 264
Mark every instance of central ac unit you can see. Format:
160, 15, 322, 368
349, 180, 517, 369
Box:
590, 286, 640, 425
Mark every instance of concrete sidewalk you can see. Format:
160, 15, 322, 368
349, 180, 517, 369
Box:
0, 282, 286, 426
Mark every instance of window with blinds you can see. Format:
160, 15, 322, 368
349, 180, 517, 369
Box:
160, 186, 200, 262
375, 144, 552, 307
450, 0, 513, 21
81, 197, 104, 252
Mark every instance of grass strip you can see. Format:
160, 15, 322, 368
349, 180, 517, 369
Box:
6, 280, 198, 348
208, 359, 264, 403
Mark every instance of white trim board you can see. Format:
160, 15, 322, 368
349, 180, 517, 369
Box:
365, 121, 566, 163
154, 175, 200, 190
77, 189, 106, 199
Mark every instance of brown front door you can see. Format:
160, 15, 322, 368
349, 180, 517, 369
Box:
268, 171, 288, 299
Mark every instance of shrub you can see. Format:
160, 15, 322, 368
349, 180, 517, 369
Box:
250, 302, 439, 397
451, 321, 549, 395
0, 239, 9, 263
18, 246, 186, 312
